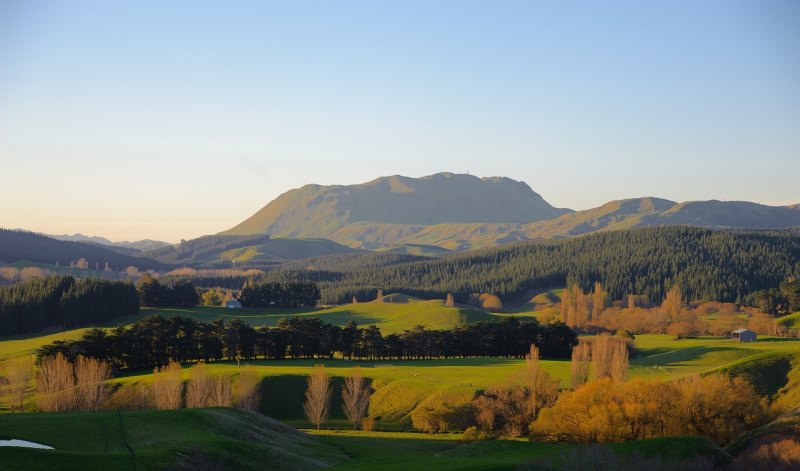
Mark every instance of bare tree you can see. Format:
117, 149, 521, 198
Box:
592, 334, 613, 380
152, 361, 184, 410
570, 342, 591, 388
209, 375, 232, 407
186, 362, 211, 408
235, 366, 262, 411
342, 366, 370, 429
523, 344, 559, 423
304, 365, 331, 430
3, 356, 34, 412
610, 341, 629, 382
74, 356, 111, 412
36, 353, 76, 412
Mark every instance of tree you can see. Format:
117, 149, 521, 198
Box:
523, 344, 559, 423
36, 353, 76, 412
376, 289, 384, 303
662, 285, 682, 321
74, 355, 111, 412
3, 356, 34, 412
152, 361, 183, 410
186, 362, 211, 408
137, 273, 163, 307
592, 334, 614, 380
610, 341, 629, 382
445, 293, 455, 308
235, 365, 261, 411
209, 375, 232, 407
342, 366, 370, 429
592, 282, 605, 321
570, 342, 591, 389
304, 365, 331, 430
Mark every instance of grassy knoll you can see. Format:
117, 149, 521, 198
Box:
0, 408, 345, 471
777, 311, 800, 330
137, 299, 495, 334
308, 430, 729, 471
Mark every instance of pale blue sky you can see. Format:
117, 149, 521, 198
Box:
1, 0, 798, 242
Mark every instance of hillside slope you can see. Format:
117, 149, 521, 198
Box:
0, 229, 163, 271
223, 173, 572, 239
0, 408, 345, 471
222, 172, 800, 251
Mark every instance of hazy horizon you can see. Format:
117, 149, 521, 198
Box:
2, 0, 798, 242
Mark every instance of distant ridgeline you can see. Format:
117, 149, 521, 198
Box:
0, 228, 163, 271
0, 276, 138, 336
38, 315, 578, 370
241, 227, 800, 305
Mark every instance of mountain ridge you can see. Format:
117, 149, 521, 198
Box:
223, 173, 800, 251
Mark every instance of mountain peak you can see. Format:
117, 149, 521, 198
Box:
223, 173, 571, 237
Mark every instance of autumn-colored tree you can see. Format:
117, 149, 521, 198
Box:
3, 356, 34, 412
592, 282, 605, 321
201, 289, 222, 307
152, 361, 183, 410
523, 345, 558, 420
570, 342, 591, 389
591, 334, 613, 380
209, 375, 232, 407
376, 290, 384, 303
186, 362, 211, 408
478, 293, 503, 311
445, 293, 455, 308
352, 295, 358, 304
342, 366, 370, 429
235, 366, 261, 411
609, 341, 629, 382
304, 365, 331, 430
662, 285, 682, 321
36, 353, 76, 412
74, 355, 111, 412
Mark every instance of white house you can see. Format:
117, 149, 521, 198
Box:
225, 299, 242, 309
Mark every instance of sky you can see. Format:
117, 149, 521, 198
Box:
1, 0, 798, 242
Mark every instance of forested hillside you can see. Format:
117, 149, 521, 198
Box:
0, 229, 163, 271
253, 227, 800, 305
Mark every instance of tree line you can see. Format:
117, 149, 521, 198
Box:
0, 275, 138, 335
36, 315, 577, 370
229, 227, 800, 305
238, 280, 320, 307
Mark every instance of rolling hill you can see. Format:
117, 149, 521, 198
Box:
222, 173, 800, 251
140, 234, 360, 267
0, 229, 163, 271
47, 233, 171, 252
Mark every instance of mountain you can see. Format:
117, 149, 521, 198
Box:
49, 233, 171, 252
223, 173, 572, 238
0, 229, 163, 271
141, 234, 359, 267
223, 172, 800, 252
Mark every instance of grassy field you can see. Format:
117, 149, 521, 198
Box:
0, 408, 345, 471
0, 408, 730, 471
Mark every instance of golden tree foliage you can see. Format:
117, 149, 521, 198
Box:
533, 375, 765, 445
662, 284, 683, 321
304, 365, 331, 430
152, 361, 183, 410
36, 353, 76, 412
209, 375, 232, 407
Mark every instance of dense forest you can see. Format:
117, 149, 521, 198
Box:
238, 281, 320, 307
243, 227, 800, 305
37, 315, 577, 370
0, 276, 138, 335
0, 229, 162, 271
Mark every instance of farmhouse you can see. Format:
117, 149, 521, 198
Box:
731, 328, 756, 342
225, 298, 242, 309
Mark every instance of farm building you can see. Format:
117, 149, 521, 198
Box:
731, 328, 756, 342
225, 298, 242, 309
